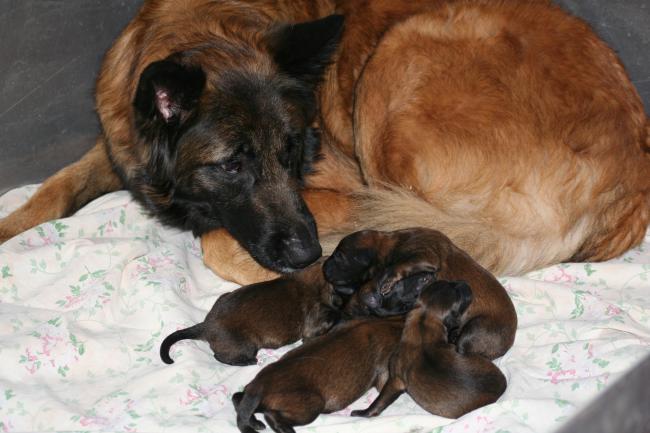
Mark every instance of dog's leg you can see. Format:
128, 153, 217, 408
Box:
201, 229, 279, 285
350, 377, 405, 417
232, 392, 266, 430
263, 412, 296, 433
202, 189, 353, 285
262, 392, 324, 433
0, 137, 122, 243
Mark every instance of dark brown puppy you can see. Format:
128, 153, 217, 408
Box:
160, 260, 340, 366
323, 228, 517, 360
232, 317, 403, 433
352, 280, 507, 419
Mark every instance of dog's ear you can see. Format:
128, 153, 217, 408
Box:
267, 14, 344, 87
133, 60, 206, 126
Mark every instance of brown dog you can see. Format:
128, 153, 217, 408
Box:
1, 0, 648, 285
352, 280, 507, 419
159, 260, 340, 366
323, 228, 517, 360
231, 317, 403, 433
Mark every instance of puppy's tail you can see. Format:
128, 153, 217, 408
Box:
159, 323, 206, 364
233, 391, 265, 433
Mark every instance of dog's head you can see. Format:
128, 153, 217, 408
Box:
129, 15, 344, 272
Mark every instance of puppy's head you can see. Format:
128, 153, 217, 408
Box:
129, 15, 345, 272
323, 230, 385, 295
343, 271, 438, 317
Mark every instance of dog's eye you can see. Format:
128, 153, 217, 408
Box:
219, 159, 241, 174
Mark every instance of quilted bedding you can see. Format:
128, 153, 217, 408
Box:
0, 185, 649, 433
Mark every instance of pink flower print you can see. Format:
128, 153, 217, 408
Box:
547, 369, 577, 384
549, 268, 577, 284
605, 305, 622, 317
179, 384, 230, 416
0, 419, 14, 433
146, 255, 175, 270
78, 415, 109, 427
20, 348, 40, 374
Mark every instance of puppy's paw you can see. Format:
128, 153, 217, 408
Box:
350, 408, 376, 418
217, 353, 257, 366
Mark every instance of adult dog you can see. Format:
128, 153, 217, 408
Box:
1, 0, 648, 284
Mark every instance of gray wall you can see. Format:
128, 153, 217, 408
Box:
0, 0, 649, 193
0, 0, 142, 193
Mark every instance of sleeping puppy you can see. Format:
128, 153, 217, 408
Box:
323, 228, 517, 359
160, 259, 341, 366
352, 280, 507, 419
232, 317, 403, 433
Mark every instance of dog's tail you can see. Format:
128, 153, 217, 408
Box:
643, 119, 650, 153
320, 184, 554, 277
159, 323, 206, 364
233, 391, 265, 433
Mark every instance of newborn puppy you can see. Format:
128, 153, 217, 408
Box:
232, 317, 403, 433
324, 228, 517, 359
352, 280, 507, 419
160, 259, 341, 366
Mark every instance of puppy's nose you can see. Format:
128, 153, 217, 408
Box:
281, 236, 322, 269
362, 291, 381, 309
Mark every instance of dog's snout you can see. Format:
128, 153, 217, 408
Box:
281, 234, 322, 269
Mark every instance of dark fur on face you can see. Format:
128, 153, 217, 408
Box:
351, 281, 508, 419
324, 228, 517, 360
130, 15, 345, 272
159, 260, 341, 366
232, 317, 403, 433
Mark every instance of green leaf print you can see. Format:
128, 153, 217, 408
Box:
1, 265, 11, 278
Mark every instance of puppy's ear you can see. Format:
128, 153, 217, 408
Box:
440, 281, 473, 330
452, 281, 473, 316
133, 60, 206, 127
267, 14, 344, 87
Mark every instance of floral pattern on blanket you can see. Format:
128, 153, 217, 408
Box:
0, 186, 649, 433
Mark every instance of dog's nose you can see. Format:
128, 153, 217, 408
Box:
281, 236, 322, 269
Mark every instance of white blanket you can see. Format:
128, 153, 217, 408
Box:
1, 185, 648, 433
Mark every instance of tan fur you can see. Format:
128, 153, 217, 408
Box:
0, 139, 121, 242
1, 0, 648, 285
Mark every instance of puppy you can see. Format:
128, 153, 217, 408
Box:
160, 260, 340, 366
352, 280, 507, 419
323, 228, 517, 359
232, 317, 403, 433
